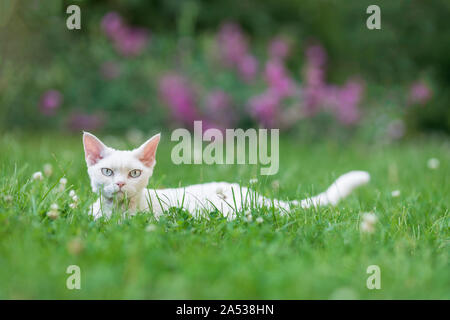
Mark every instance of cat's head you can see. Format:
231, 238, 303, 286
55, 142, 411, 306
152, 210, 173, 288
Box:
83, 132, 160, 201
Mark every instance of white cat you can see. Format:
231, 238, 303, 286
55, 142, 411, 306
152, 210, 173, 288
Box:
83, 132, 370, 220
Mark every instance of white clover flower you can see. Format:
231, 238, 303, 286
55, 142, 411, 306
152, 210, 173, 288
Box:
271, 180, 280, 190
47, 203, 60, 219
360, 221, 374, 233
71, 195, 79, 203
391, 190, 401, 197
146, 224, 157, 232
47, 209, 60, 220
360, 212, 378, 234
69, 203, 77, 209
58, 178, 68, 191
67, 238, 84, 255
244, 212, 253, 222
256, 217, 264, 224
32, 171, 44, 181
69, 190, 76, 198
249, 178, 258, 185
43, 163, 53, 177
363, 212, 378, 225
427, 158, 440, 169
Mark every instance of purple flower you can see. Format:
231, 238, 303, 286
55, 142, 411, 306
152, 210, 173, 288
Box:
304, 85, 330, 116
303, 66, 325, 114
237, 54, 258, 82
408, 81, 432, 105
205, 90, 235, 127
321, 85, 340, 108
249, 90, 281, 128
306, 44, 327, 67
67, 112, 104, 132
217, 23, 248, 67
101, 12, 124, 38
205, 90, 230, 113
269, 37, 290, 60
159, 74, 199, 126
100, 61, 121, 80
264, 59, 295, 98
305, 65, 325, 87
301, 43, 365, 124
335, 80, 364, 125
113, 26, 149, 57
302, 44, 328, 114
39, 90, 62, 116
217, 22, 260, 82
101, 12, 149, 57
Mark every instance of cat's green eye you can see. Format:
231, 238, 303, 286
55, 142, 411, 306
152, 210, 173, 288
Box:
129, 169, 142, 178
101, 168, 114, 177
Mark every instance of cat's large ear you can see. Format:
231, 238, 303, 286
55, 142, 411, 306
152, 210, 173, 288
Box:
134, 133, 161, 167
83, 132, 109, 166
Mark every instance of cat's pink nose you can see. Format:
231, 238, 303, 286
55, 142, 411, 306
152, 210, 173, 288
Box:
116, 182, 126, 188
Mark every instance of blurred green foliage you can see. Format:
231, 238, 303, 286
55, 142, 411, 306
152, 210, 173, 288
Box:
0, 0, 449, 134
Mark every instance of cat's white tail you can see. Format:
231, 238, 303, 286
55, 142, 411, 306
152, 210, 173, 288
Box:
286, 171, 370, 209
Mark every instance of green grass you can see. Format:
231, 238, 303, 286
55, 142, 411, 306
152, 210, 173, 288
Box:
0, 132, 448, 299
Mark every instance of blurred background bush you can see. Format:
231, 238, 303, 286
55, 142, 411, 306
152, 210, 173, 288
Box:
0, 0, 449, 140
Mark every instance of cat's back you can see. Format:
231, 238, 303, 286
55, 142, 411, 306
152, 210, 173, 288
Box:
145, 181, 267, 218
155, 181, 243, 197
147, 181, 249, 212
